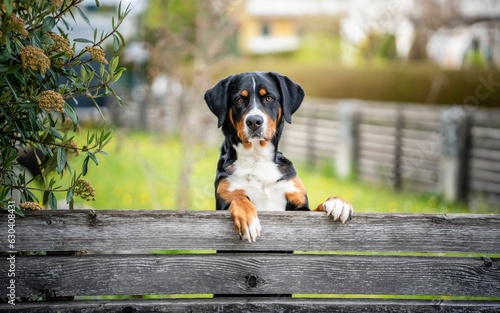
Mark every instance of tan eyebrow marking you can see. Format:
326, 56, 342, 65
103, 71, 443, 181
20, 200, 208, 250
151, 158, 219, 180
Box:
241, 89, 249, 97
259, 88, 267, 96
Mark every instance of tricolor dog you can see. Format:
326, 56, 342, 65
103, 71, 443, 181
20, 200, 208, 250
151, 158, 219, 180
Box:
204, 72, 353, 242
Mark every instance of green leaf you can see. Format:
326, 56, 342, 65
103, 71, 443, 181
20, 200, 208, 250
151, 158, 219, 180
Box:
77, 6, 93, 30
64, 102, 79, 127
4, 0, 13, 16
5, 65, 21, 75
101, 129, 112, 142
110, 87, 124, 106
56, 148, 66, 174
49, 127, 63, 140
115, 31, 126, 47
73, 38, 94, 43
66, 187, 74, 204
99, 63, 105, 77
10, 205, 24, 217
43, 190, 49, 207
86, 151, 99, 166
59, 16, 71, 30
82, 156, 90, 176
41, 17, 56, 34
0, 188, 9, 203
113, 34, 120, 52
112, 67, 126, 83
48, 192, 57, 210
110, 56, 118, 74
4, 36, 12, 55
79, 65, 88, 81
87, 132, 95, 145
89, 96, 105, 119
26, 189, 39, 203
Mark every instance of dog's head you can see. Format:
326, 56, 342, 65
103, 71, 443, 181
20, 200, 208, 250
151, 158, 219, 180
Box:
204, 72, 304, 145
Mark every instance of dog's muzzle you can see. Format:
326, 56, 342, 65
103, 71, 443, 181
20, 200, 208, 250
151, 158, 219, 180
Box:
245, 114, 264, 138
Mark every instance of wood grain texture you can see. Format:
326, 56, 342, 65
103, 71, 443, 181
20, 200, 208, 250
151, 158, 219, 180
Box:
3, 299, 500, 313
1, 210, 499, 253
2, 254, 499, 298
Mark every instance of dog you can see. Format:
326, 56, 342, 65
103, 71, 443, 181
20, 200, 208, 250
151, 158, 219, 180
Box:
204, 72, 353, 242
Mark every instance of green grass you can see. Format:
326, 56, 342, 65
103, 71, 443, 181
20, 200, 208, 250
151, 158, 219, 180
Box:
61, 129, 218, 210
58, 128, 494, 213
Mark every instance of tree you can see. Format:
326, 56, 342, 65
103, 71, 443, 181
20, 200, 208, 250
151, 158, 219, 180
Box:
142, 0, 237, 210
408, 0, 462, 60
0, 0, 129, 213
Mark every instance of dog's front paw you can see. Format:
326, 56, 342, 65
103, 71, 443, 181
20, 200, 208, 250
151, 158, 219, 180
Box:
316, 197, 353, 223
229, 198, 261, 242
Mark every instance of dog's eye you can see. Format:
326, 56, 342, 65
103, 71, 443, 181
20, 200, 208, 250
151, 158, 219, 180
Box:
236, 97, 245, 105
264, 95, 274, 103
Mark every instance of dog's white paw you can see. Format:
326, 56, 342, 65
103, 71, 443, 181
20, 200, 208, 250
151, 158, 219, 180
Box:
322, 197, 353, 223
241, 217, 262, 243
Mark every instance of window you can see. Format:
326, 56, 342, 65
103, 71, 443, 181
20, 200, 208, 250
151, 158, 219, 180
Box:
261, 22, 270, 36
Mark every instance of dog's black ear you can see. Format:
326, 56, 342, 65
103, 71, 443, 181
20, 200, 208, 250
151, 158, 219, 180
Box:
270, 72, 305, 124
204, 75, 234, 128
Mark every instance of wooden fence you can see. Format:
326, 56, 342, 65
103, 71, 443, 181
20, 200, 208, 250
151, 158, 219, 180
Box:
281, 99, 500, 210
1, 210, 499, 312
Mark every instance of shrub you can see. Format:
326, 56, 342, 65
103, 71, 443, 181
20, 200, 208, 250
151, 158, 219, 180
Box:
0, 0, 129, 213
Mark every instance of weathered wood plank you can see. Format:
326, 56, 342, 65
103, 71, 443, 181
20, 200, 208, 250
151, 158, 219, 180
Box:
471, 159, 500, 172
358, 158, 394, 175
401, 128, 439, 141
400, 165, 438, 183
401, 119, 440, 131
359, 140, 396, 155
472, 126, 500, 140
1, 211, 499, 253
471, 148, 500, 162
471, 180, 500, 195
359, 124, 396, 136
359, 149, 395, 162
3, 299, 500, 313
472, 138, 500, 150
2, 254, 498, 298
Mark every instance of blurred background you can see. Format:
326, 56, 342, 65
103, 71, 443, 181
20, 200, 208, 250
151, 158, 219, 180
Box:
67, 0, 500, 214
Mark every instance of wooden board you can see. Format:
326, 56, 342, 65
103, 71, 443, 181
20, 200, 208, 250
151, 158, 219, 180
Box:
2, 254, 499, 298
4, 299, 500, 313
1, 211, 499, 253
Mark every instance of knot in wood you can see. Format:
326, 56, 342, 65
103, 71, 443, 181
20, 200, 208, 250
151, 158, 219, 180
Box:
246, 274, 259, 288
482, 257, 493, 268
122, 306, 139, 313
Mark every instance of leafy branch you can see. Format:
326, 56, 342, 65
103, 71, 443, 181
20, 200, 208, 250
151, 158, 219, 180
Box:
0, 0, 129, 212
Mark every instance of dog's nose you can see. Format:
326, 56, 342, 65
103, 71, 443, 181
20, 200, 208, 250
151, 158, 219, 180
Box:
246, 115, 264, 131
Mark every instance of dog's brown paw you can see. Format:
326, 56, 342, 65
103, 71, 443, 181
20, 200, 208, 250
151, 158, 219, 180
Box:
229, 198, 261, 242
315, 197, 353, 223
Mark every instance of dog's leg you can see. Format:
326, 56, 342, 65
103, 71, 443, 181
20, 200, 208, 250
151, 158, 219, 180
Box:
229, 198, 261, 242
217, 179, 261, 242
315, 197, 353, 223
284, 177, 309, 210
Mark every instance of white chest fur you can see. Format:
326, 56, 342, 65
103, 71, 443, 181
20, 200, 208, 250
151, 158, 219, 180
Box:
227, 141, 298, 211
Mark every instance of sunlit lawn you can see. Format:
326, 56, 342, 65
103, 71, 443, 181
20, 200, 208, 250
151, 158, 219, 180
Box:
61, 128, 489, 214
